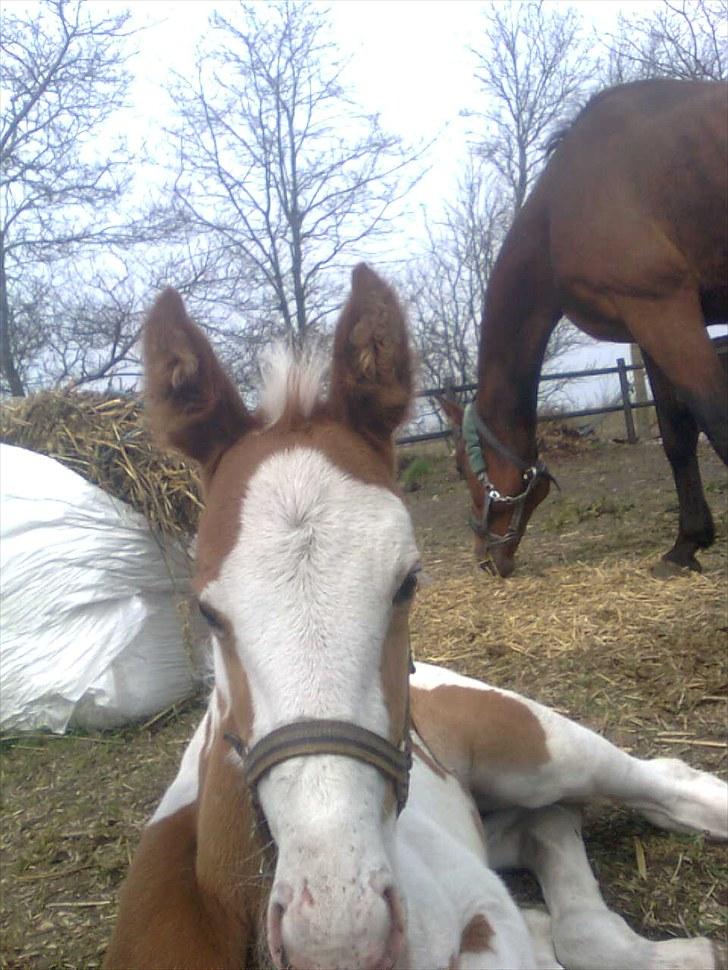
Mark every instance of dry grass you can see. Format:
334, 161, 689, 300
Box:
416, 556, 726, 676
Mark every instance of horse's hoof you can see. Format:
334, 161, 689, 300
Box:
650, 557, 701, 578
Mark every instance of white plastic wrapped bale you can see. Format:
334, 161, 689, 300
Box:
0, 443, 209, 733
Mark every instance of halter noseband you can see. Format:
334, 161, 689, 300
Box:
227, 720, 411, 816
467, 405, 557, 555
225, 647, 414, 820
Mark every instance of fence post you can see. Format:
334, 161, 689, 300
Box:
616, 356, 637, 444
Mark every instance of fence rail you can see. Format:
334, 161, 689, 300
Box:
397, 335, 728, 448
396, 357, 650, 447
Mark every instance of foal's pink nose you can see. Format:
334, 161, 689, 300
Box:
267, 875, 405, 970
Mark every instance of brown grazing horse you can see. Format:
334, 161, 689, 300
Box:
449, 78, 727, 577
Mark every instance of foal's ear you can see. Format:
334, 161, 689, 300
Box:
144, 288, 252, 468
438, 396, 464, 432
329, 264, 412, 446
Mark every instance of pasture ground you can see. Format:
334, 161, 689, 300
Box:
1, 436, 727, 969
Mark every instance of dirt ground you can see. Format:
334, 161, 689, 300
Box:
1, 435, 726, 969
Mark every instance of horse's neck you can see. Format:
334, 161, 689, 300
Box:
477, 201, 561, 453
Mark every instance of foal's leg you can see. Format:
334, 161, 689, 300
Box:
642, 351, 715, 572
105, 701, 262, 969
487, 805, 725, 970
518, 909, 564, 970
411, 664, 728, 839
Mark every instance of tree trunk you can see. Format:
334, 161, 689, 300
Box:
0, 241, 26, 396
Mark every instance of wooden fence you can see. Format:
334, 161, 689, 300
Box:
397, 333, 728, 447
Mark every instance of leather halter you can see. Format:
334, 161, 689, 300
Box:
227, 720, 412, 816
225, 648, 415, 819
467, 406, 557, 550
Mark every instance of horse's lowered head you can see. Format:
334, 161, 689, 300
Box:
438, 397, 551, 577
144, 265, 418, 970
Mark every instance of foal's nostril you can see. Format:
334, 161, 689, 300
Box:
270, 872, 405, 970
267, 884, 293, 970
267, 902, 286, 970
363, 879, 406, 970
383, 884, 406, 963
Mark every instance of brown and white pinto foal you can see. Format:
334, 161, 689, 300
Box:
106, 265, 727, 970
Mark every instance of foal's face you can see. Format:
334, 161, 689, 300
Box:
144, 265, 416, 970
197, 429, 419, 968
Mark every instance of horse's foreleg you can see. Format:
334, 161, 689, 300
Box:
642, 351, 715, 572
486, 804, 724, 970
104, 804, 249, 969
411, 665, 728, 839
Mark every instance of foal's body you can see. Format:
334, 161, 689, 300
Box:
110, 660, 726, 969
106, 267, 726, 969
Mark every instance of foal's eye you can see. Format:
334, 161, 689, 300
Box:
198, 601, 224, 630
393, 570, 419, 605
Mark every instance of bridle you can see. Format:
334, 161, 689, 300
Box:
467, 405, 557, 555
224, 659, 414, 822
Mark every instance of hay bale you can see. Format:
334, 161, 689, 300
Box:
0, 391, 201, 540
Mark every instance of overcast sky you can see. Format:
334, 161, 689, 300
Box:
128, 0, 655, 213
83, 1, 726, 399
121, 0, 657, 393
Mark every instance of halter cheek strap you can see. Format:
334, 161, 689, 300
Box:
465, 404, 558, 550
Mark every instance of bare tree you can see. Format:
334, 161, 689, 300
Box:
406, 165, 507, 398
406, 0, 591, 422
0, 0, 140, 396
401, 162, 588, 420
169, 0, 422, 362
468, 0, 593, 215
603, 0, 727, 84
29, 241, 206, 392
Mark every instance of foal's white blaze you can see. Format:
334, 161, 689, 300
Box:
201, 446, 419, 970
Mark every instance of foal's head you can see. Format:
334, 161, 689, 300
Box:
145, 265, 418, 970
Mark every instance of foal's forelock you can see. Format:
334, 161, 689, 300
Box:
257, 344, 328, 429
